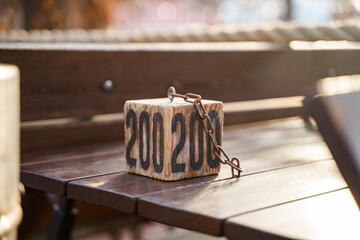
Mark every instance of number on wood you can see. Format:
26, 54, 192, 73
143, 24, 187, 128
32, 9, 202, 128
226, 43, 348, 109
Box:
139, 111, 150, 170
207, 110, 220, 168
152, 113, 164, 173
171, 113, 186, 173
190, 112, 204, 171
125, 98, 223, 180
126, 109, 137, 167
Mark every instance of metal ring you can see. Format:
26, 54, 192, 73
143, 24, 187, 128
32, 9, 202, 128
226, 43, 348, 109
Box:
168, 86, 176, 102
230, 157, 242, 178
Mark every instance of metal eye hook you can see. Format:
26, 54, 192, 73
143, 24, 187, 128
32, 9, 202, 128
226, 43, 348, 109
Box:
231, 157, 241, 178
168, 86, 176, 102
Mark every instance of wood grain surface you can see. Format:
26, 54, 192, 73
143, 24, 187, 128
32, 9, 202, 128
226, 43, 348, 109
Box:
21, 118, 123, 152
221, 118, 320, 155
20, 104, 303, 152
22, 118, 304, 194
67, 138, 331, 215
67, 169, 229, 214
223, 106, 301, 126
68, 118, 319, 213
10, 42, 360, 238
1, 44, 360, 121
21, 149, 125, 195
225, 188, 360, 240
21, 117, 350, 238
21, 141, 123, 165
124, 98, 223, 181
308, 92, 360, 207
138, 160, 345, 236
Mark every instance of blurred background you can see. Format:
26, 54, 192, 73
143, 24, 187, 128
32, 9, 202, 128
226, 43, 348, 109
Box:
2, 1, 360, 240
1, 0, 359, 30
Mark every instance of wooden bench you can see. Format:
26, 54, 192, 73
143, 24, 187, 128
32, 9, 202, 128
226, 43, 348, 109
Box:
1, 42, 360, 239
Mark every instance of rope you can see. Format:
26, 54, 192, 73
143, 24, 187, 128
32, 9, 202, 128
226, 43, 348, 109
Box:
2, 21, 360, 43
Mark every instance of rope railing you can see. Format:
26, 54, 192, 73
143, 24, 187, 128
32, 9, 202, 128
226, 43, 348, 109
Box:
2, 21, 360, 43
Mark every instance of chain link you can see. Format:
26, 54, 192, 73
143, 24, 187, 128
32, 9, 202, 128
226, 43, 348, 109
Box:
168, 87, 242, 178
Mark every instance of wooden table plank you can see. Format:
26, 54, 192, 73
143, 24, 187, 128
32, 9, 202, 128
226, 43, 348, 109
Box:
21, 151, 126, 196
225, 188, 360, 240
21, 118, 310, 165
21, 119, 124, 152
21, 117, 338, 238
21, 141, 123, 165
222, 118, 321, 155
67, 139, 332, 214
239, 141, 331, 173
22, 118, 319, 196
67, 168, 229, 214
137, 160, 346, 236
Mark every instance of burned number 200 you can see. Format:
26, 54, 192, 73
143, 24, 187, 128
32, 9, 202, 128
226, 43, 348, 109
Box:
126, 110, 220, 173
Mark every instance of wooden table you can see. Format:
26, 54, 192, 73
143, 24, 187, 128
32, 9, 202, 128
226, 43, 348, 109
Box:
21, 117, 360, 239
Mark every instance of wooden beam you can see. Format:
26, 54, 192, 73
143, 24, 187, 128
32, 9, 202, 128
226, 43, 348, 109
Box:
225, 189, 360, 240
1, 43, 360, 121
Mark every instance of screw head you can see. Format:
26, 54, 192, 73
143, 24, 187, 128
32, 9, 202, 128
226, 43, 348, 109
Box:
102, 80, 113, 92
328, 68, 337, 77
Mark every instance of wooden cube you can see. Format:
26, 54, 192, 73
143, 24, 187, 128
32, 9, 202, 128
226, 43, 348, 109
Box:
124, 97, 223, 181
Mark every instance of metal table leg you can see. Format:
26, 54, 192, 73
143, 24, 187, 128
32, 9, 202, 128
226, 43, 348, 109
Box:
47, 197, 77, 240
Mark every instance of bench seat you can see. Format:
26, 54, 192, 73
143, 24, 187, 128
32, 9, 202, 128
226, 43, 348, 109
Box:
20, 117, 360, 239
2, 42, 359, 239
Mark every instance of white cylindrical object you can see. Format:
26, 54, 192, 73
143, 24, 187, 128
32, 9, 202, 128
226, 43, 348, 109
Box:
0, 63, 21, 239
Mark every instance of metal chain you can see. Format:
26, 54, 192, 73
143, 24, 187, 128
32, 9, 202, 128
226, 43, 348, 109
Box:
167, 87, 242, 178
